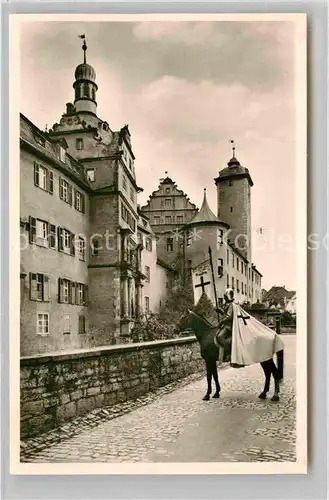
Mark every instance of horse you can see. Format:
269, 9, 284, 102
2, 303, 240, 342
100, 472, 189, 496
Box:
178, 308, 283, 402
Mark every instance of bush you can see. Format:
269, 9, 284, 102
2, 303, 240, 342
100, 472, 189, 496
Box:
130, 313, 182, 343
281, 311, 296, 327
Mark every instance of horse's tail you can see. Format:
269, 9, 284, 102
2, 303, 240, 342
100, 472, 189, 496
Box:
276, 349, 284, 380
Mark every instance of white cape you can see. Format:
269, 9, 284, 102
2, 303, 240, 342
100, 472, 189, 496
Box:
230, 303, 284, 367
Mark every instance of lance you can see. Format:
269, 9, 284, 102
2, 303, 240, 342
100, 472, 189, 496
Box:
208, 246, 220, 323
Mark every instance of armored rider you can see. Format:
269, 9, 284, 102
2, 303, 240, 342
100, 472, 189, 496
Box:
215, 288, 235, 361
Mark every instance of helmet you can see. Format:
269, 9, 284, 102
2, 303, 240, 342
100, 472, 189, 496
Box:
224, 288, 234, 302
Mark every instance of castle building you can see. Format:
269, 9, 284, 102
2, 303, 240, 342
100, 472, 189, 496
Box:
20, 40, 263, 357
140, 149, 263, 307
20, 42, 175, 356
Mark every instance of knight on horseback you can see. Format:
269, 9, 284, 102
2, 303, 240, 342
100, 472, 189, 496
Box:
214, 288, 235, 362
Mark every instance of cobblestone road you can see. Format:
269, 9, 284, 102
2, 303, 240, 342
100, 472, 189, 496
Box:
22, 335, 296, 463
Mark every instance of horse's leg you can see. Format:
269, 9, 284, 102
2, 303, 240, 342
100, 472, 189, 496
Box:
270, 358, 280, 402
210, 359, 221, 398
203, 360, 212, 401
259, 360, 271, 399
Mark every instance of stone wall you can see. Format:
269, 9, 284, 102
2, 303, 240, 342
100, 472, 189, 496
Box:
20, 336, 204, 439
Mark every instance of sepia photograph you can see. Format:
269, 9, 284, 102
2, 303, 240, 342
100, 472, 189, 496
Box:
10, 13, 307, 474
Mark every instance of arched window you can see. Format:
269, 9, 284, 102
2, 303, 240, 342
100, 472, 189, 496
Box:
83, 83, 89, 98
92, 87, 96, 101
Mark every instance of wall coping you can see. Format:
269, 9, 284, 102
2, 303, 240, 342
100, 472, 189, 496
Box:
20, 335, 197, 365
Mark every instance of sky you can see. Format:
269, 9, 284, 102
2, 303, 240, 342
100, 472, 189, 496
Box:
19, 19, 298, 291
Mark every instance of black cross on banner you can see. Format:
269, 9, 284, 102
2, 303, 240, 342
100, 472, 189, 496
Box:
195, 275, 211, 293
237, 311, 250, 326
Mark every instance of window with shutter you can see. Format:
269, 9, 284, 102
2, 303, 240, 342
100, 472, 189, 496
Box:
35, 219, 48, 247
70, 282, 76, 305
78, 237, 85, 261
78, 315, 86, 334
59, 177, 64, 199
75, 282, 79, 305
34, 163, 39, 187
62, 279, 69, 303
58, 278, 62, 303
68, 184, 73, 205
70, 233, 76, 256
47, 171, 54, 194
58, 227, 63, 251
29, 273, 38, 300
29, 216, 36, 243
43, 275, 50, 301
49, 224, 56, 249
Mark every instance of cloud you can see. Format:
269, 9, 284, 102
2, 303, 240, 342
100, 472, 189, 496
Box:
133, 21, 217, 45
19, 19, 298, 289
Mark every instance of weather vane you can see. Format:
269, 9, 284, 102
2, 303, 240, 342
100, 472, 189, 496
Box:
78, 34, 87, 64
230, 139, 236, 158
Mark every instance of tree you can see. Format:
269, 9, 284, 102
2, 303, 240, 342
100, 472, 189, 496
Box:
192, 292, 218, 325
158, 255, 194, 325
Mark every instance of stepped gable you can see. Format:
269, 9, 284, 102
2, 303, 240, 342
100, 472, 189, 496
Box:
140, 175, 198, 212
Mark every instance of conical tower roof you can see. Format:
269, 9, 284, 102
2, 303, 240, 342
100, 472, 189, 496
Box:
187, 189, 229, 227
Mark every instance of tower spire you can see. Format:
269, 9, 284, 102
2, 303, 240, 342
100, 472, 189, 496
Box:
78, 34, 87, 64
230, 139, 236, 158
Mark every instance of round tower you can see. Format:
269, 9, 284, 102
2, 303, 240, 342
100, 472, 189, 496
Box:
73, 36, 98, 115
214, 142, 253, 261
184, 189, 230, 305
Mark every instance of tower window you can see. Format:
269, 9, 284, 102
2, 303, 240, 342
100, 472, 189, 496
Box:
87, 169, 95, 182
76, 138, 84, 150
230, 206, 233, 213
218, 259, 223, 277
91, 239, 100, 256
92, 87, 96, 101
83, 83, 89, 98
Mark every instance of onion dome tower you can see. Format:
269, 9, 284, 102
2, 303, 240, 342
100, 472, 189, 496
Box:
73, 35, 98, 115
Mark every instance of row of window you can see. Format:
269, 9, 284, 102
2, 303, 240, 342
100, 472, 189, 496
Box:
34, 163, 86, 213
36, 312, 86, 335
29, 217, 86, 260
154, 214, 184, 225
122, 148, 134, 172
122, 174, 135, 203
227, 250, 249, 276
29, 273, 87, 305
121, 202, 136, 232
226, 274, 256, 296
